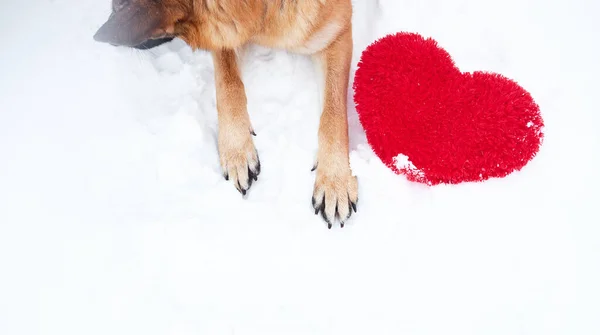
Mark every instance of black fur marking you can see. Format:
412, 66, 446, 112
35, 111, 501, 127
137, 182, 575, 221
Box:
132, 37, 175, 50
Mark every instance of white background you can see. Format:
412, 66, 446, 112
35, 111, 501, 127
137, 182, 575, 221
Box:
1, 0, 598, 334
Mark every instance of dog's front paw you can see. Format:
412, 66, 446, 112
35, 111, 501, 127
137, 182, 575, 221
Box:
219, 129, 260, 196
312, 163, 358, 229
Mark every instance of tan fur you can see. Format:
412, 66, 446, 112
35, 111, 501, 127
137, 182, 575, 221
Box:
94, 0, 358, 227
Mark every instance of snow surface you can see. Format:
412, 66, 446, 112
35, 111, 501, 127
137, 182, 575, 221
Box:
1, 0, 599, 334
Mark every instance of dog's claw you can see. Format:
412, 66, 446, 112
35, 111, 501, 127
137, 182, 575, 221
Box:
249, 169, 258, 181
320, 207, 332, 229
251, 130, 257, 136
313, 193, 336, 229
248, 166, 257, 183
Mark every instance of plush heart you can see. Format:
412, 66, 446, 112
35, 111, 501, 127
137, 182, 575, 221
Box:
352, 32, 544, 185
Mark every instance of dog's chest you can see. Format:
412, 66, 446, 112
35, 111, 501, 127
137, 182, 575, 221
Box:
250, 18, 343, 55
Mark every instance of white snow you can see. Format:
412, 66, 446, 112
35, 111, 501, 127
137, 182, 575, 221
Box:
394, 153, 416, 170
1, 0, 599, 334
393, 153, 427, 183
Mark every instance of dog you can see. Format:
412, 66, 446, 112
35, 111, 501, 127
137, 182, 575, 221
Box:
94, 0, 358, 228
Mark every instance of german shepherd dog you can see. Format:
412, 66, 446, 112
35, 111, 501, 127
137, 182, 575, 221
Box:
94, 0, 358, 228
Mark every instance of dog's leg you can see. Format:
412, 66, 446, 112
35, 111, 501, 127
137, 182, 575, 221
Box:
311, 27, 358, 228
212, 49, 260, 195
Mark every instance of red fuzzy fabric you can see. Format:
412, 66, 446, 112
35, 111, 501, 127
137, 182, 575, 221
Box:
353, 32, 545, 185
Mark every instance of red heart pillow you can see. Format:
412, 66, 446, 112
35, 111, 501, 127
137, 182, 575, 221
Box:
353, 32, 544, 185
